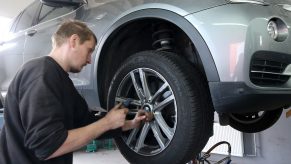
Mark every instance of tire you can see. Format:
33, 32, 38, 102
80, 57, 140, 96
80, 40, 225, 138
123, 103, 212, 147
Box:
229, 108, 283, 133
107, 51, 214, 164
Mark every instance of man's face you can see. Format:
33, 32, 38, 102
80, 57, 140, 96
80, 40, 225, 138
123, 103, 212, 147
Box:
70, 35, 96, 73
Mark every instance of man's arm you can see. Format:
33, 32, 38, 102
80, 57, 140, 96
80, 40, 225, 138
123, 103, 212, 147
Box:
46, 103, 128, 160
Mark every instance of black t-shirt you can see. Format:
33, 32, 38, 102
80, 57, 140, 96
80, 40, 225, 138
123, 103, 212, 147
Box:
0, 56, 119, 164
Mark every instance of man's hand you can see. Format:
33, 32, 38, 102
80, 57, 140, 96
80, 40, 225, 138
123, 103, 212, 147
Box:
47, 103, 128, 160
122, 110, 147, 131
104, 103, 129, 130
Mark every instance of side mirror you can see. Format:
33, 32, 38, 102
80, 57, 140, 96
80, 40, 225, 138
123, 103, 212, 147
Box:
40, 0, 85, 7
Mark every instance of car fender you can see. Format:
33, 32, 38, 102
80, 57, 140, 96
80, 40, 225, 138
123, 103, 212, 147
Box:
93, 8, 220, 83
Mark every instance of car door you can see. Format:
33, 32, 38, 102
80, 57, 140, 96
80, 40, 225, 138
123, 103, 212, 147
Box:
23, 3, 78, 64
23, 3, 88, 90
0, 1, 40, 98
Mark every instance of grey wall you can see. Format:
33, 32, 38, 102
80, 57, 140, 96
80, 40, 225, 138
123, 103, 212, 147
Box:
209, 110, 291, 164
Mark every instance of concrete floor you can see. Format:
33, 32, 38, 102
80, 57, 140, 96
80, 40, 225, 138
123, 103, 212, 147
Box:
73, 149, 129, 164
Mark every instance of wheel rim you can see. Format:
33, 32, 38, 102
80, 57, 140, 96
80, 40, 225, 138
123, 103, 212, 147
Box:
115, 68, 177, 156
229, 111, 265, 124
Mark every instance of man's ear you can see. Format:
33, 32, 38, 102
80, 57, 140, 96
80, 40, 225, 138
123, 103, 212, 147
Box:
69, 34, 80, 48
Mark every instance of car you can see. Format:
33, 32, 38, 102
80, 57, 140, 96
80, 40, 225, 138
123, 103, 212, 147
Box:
0, 0, 291, 163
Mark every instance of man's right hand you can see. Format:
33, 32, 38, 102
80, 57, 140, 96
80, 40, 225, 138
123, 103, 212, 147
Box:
104, 103, 129, 130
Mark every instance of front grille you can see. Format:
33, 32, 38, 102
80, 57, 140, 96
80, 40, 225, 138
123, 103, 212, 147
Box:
250, 52, 291, 86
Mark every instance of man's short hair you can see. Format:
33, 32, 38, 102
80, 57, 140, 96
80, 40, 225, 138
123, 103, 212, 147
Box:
52, 20, 97, 47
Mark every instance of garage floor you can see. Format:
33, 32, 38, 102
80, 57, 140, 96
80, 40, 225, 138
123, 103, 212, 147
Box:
73, 149, 129, 164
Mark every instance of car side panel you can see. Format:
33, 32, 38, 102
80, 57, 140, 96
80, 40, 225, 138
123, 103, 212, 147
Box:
0, 33, 25, 92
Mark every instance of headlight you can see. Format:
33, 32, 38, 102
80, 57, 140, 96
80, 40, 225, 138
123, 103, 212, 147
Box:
227, 0, 269, 5
282, 4, 291, 12
267, 21, 278, 40
267, 18, 288, 42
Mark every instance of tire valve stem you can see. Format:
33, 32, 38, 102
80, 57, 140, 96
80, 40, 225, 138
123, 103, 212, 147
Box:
152, 23, 174, 51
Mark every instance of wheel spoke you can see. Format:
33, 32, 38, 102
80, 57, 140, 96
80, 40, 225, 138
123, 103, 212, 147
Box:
155, 113, 174, 140
153, 94, 174, 112
126, 127, 139, 146
115, 97, 142, 106
139, 68, 151, 100
151, 121, 166, 149
115, 96, 141, 115
130, 71, 145, 101
135, 122, 150, 152
115, 96, 127, 103
150, 83, 168, 103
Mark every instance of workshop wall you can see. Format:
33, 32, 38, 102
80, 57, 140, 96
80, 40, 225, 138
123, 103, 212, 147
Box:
210, 111, 291, 164
0, 0, 34, 18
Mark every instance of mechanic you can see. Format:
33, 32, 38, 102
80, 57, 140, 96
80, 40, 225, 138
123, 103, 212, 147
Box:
0, 20, 146, 164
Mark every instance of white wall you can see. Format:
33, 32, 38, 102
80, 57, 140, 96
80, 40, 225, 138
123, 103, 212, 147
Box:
208, 111, 291, 164
0, 0, 34, 18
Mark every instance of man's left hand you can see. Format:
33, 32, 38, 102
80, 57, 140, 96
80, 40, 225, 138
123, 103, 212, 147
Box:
122, 110, 147, 131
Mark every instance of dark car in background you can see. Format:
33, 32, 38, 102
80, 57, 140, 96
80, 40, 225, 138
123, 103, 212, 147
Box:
1, 0, 291, 163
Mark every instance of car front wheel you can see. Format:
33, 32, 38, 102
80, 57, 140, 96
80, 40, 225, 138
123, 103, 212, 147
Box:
107, 51, 214, 164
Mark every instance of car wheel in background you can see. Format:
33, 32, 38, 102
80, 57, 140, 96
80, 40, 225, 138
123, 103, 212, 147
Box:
229, 108, 283, 133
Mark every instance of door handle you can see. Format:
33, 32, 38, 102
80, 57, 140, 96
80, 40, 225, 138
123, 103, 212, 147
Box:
25, 29, 37, 37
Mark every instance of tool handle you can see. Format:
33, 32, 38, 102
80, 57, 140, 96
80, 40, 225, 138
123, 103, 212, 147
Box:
122, 98, 133, 108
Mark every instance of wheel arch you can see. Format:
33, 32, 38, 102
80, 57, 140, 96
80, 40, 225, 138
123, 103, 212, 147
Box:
95, 8, 219, 107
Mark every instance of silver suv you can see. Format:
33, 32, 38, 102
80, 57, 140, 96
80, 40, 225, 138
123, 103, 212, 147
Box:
1, 0, 291, 163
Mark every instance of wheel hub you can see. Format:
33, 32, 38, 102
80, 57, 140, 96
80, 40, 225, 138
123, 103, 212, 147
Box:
143, 103, 154, 122
143, 105, 150, 112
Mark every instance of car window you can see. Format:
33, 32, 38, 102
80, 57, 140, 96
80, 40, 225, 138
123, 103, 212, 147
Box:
9, 13, 22, 33
38, 4, 75, 24
14, 1, 40, 33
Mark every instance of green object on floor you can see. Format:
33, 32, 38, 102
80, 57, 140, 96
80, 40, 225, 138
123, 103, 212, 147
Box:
85, 139, 116, 152
102, 139, 115, 150
96, 139, 116, 150
86, 140, 97, 152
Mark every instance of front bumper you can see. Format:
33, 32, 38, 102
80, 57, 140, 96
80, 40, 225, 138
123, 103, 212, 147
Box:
209, 82, 291, 113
